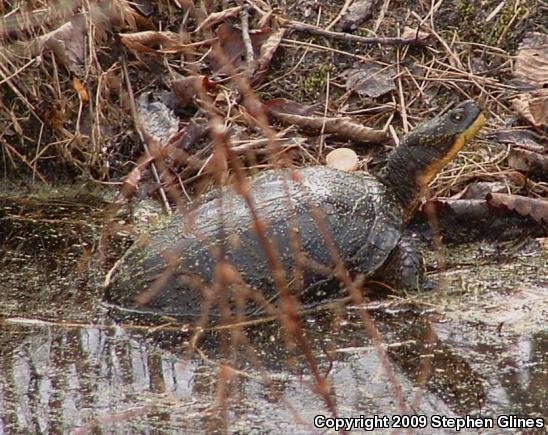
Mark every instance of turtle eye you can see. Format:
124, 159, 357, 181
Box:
450, 110, 465, 123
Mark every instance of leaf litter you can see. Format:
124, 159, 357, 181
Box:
1, 1, 547, 429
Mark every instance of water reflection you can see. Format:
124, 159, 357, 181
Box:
1, 194, 546, 434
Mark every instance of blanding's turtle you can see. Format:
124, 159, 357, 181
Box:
105, 100, 485, 317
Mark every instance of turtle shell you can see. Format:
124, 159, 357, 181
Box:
105, 166, 403, 317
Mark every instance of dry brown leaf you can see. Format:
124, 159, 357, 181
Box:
508, 147, 548, 176
265, 98, 318, 116
512, 89, 548, 128
254, 28, 285, 85
195, 6, 243, 33
120, 31, 189, 53
267, 99, 390, 144
513, 32, 548, 89
39, 15, 87, 75
121, 156, 154, 200
401, 26, 431, 41
209, 23, 273, 75
495, 129, 545, 154
346, 63, 396, 98
487, 193, 548, 224
428, 199, 491, 219
43, 103, 65, 130
167, 117, 209, 154
338, 0, 380, 31
120, 5, 156, 31
38, 1, 147, 73
72, 77, 89, 103
459, 182, 507, 200
169, 76, 215, 110
326, 148, 359, 171
512, 33, 548, 127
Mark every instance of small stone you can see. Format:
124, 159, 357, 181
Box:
326, 148, 359, 172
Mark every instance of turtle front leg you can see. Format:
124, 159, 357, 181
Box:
375, 238, 425, 292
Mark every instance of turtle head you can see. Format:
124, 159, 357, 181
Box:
379, 100, 485, 216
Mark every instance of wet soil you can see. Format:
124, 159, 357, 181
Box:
0, 192, 546, 434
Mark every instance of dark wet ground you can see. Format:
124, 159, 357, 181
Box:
0, 192, 546, 434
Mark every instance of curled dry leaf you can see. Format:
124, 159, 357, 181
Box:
401, 26, 431, 42
338, 0, 380, 31
508, 147, 548, 176
36, 1, 147, 73
169, 76, 214, 110
120, 31, 189, 53
194, 6, 243, 33
39, 15, 87, 75
512, 33, 548, 127
495, 129, 545, 154
267, 99, 390, 144
346, 63, 396, 98
512, 89, 548, 128
72, 77, 89, 103
459, 182, 507, 200
487, 193, 548, 224
167, 117, 209, 154
101, 0, 154, 31
121, 155, 154, 200
427, 199, 491, 219
266, 98, 318, 116
209, 23, 273, 75
254, 28, 285, 85
513, 32, 548, 89
326, 148, 359, 172
43, 103, 65, 130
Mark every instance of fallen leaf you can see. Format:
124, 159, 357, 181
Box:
401, 26, 431, 41
267, 99, 390, 144
427, 199, 491, 219
508, 146, 548, 176
513, 32, 548, 90
209, 23, 272, 75
104, 0, 154, 31
72, 77, 89, 103
512, 89, 548, 128
121, 155, 154, 200
169, 76, 214, 110
120, 31, 190, 53
37, 1, 150, 73
511, 33, 548, 128
254, 28, 285, 85
167, 117, 209, 153
459, 182, 507, 200
487, 193, 548, 224
346, 62, 396, 98
338, 0, 380, 31
495, 129, 545, 154
40, 15, 87, 75
195, 6, 243, 33
265, 98, 318, 116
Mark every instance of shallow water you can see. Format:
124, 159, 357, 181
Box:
0, 193, 546, 434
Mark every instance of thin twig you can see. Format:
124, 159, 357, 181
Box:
240, 2, 257, 74
120, 54, 171, 214
282, 19, 429, 46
